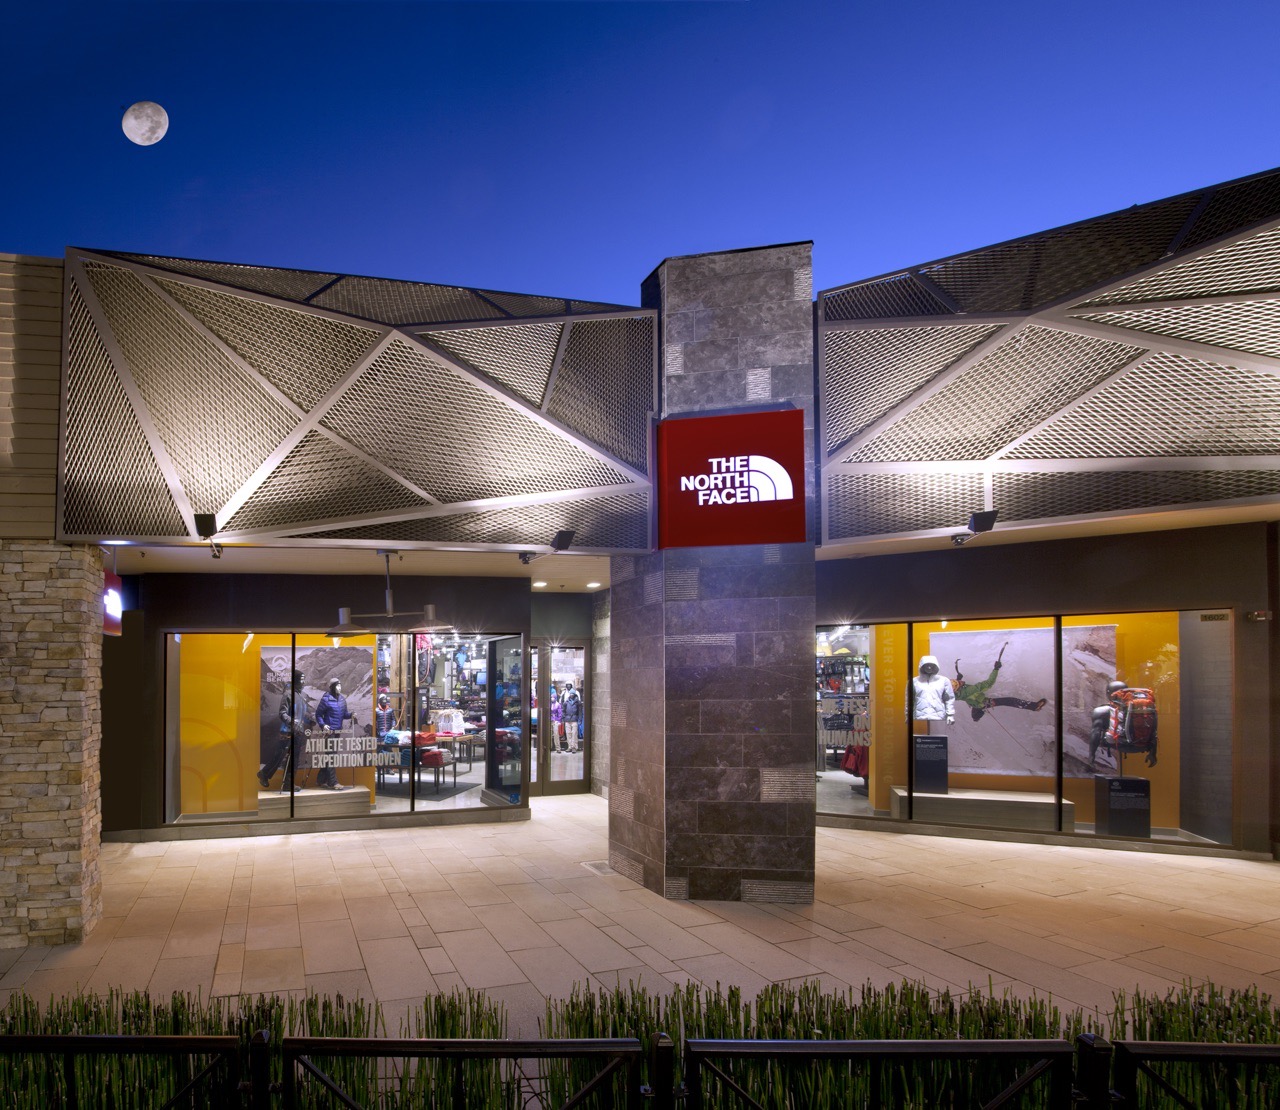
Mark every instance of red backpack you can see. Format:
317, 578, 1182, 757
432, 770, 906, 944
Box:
1105, 687, 1158, 767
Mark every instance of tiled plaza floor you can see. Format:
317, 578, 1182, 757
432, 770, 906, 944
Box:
3, 795, 1279, 1036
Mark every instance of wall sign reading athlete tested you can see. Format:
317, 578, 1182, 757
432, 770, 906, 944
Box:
658, 409, 806, 548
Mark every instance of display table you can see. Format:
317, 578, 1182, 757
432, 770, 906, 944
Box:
890, 787, 1074, 832
257, 785, 371, 819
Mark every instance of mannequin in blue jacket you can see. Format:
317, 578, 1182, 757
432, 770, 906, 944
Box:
313, 679, 355, 790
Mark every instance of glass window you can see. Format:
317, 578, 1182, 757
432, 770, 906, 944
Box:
167, 630, 525, 824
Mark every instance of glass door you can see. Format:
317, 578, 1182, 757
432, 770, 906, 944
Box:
529, 640, 590, 796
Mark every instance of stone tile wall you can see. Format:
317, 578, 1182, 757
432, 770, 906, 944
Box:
0, 540, 103, 947
590, 589, 611, 800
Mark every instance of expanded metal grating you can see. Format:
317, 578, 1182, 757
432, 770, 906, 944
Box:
1180, 171, 1280, 251
99, 252, 336, 301
321, 339, 629, 501
477, 290, 565, 317
158, 278, 382, 411
62, 280, 187, 537
995, 469, 1280, 522
287, 490, 650, 549
84, 262, 298, 516
822, 273, 950, 321
421, 322, 561, 407
224, 431, 429, 532
846, 326, 1143, 462
310, 276, 507, 325
1005, 350, 1280, 458
826, 472, 984, 538
1075, 226, 1280, 307
545, 317, 654, 471
822, 324, 1003, 454
569, 299, 632, 314
920, 194, 1200, 312
1073, 300, 1280, 362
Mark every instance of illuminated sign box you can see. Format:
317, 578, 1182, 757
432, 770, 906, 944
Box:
658, 409, 806, 548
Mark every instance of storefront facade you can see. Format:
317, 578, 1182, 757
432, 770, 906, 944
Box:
3, 165, 1280, 947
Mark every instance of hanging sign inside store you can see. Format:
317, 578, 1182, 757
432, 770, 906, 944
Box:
658, 409, 806, 548
103, 569, 123, 637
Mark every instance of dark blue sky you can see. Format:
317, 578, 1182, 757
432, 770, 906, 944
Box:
6, 1, 1280, 305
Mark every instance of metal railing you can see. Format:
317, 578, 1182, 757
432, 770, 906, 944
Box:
1075, 1034, 1280, 1109
683, 1037, 1076, 1109
0, 1031, 245, 1109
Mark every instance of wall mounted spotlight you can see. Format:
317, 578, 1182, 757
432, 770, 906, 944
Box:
951, 509, 998, 548
194, 513, 222, 559
518, 529, 576, 565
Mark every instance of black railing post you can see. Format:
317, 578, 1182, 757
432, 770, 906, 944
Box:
1074, 1033, 1114, 1110
1111, 1043, 1138, 1108
248, 1029, 272, 1110
685, 1043, 702, 1110
63, 1050, 78, 1110
648, 1032, 675, 1110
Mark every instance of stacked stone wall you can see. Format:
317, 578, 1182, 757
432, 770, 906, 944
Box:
0, 540, 102, 947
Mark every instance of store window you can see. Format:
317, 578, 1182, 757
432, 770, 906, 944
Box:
166, 630, 525, 825
816, 610, 1232, 846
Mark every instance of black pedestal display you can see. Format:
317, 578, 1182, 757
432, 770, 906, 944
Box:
1094, 776, 1151, 838
913, 734, 949, 794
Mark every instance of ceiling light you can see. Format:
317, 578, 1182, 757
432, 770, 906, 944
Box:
586, 582, 601, 589
325, 607, 372, 637
532, 581, 547, 588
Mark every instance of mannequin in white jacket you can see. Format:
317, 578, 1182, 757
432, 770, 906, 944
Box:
909, 655, 955, 727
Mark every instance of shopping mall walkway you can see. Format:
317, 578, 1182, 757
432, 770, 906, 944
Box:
3, 796, 1280, 1037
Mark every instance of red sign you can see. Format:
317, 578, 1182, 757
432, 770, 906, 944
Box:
658, 409, 807, 548
103, 569, 123, 637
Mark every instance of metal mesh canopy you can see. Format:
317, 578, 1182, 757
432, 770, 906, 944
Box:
224, 431, 430, 532
1073, 299, 1280, 361
422, 322, 561, 407
59, 251, 655, 548
63, 280, 186, 537
995, 469, 1280, 521
321, 339, 630, 502
819, 165, 1280, 542
846, 327, 1142, 463
288, 490, 649, 550
83, 261, 297, 516
545, 317, 654, 472
158, 277, 382, 411
97, 252, 337, 301
1007, 351, 1280, 458
822, 324, 1003, 455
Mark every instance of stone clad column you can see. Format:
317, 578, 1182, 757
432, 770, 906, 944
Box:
610, 243, 816, 902
0, 540, 103, 947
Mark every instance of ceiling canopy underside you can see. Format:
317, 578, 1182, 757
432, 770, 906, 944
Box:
59, 252, 656, 553
818, 167, 1280, 546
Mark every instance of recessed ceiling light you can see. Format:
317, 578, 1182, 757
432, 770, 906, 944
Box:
586, 582, 601, 589
532, 580, 547, 588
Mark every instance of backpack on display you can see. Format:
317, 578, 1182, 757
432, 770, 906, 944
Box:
1091, 686, 1158, 767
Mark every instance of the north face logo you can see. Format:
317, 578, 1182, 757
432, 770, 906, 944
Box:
679, 455, 795, 506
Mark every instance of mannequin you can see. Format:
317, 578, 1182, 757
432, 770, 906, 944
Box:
909, 655, 954, 732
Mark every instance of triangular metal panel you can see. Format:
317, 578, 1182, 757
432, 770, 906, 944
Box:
826, 472, 985, 539
545, 317, 653, 472
845, 327, 1143, 463
921, 194, 1200, 312
321, 339, 629, 501
1074, 226, 1280, 307
223, 431, 430, 532
310, 277, 506, 325
83, 262, 298, 515
1071, 300, 1280, 362
823, 273, 951, 321
568, 298, 634, 314
157, 278, 383, 411
421, 322, 561, 407
477, 289, 567, 317
1181, 171, 1280, 251
822, 324, 1003, 454
62, 280, 186, 536
98, 252, 336, 301
994, 469, 1280, 522
283, 490, 650, 549
1006, 350, 1280, 458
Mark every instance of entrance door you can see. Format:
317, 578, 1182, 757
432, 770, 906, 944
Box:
529, 640, 589, 796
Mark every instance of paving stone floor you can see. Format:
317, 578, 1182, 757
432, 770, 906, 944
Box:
2, 795, 1279, 1037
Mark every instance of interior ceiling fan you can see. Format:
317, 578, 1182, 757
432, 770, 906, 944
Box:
326, 550, 453, 636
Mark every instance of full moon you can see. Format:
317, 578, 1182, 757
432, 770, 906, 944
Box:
122, 101, 169, 146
